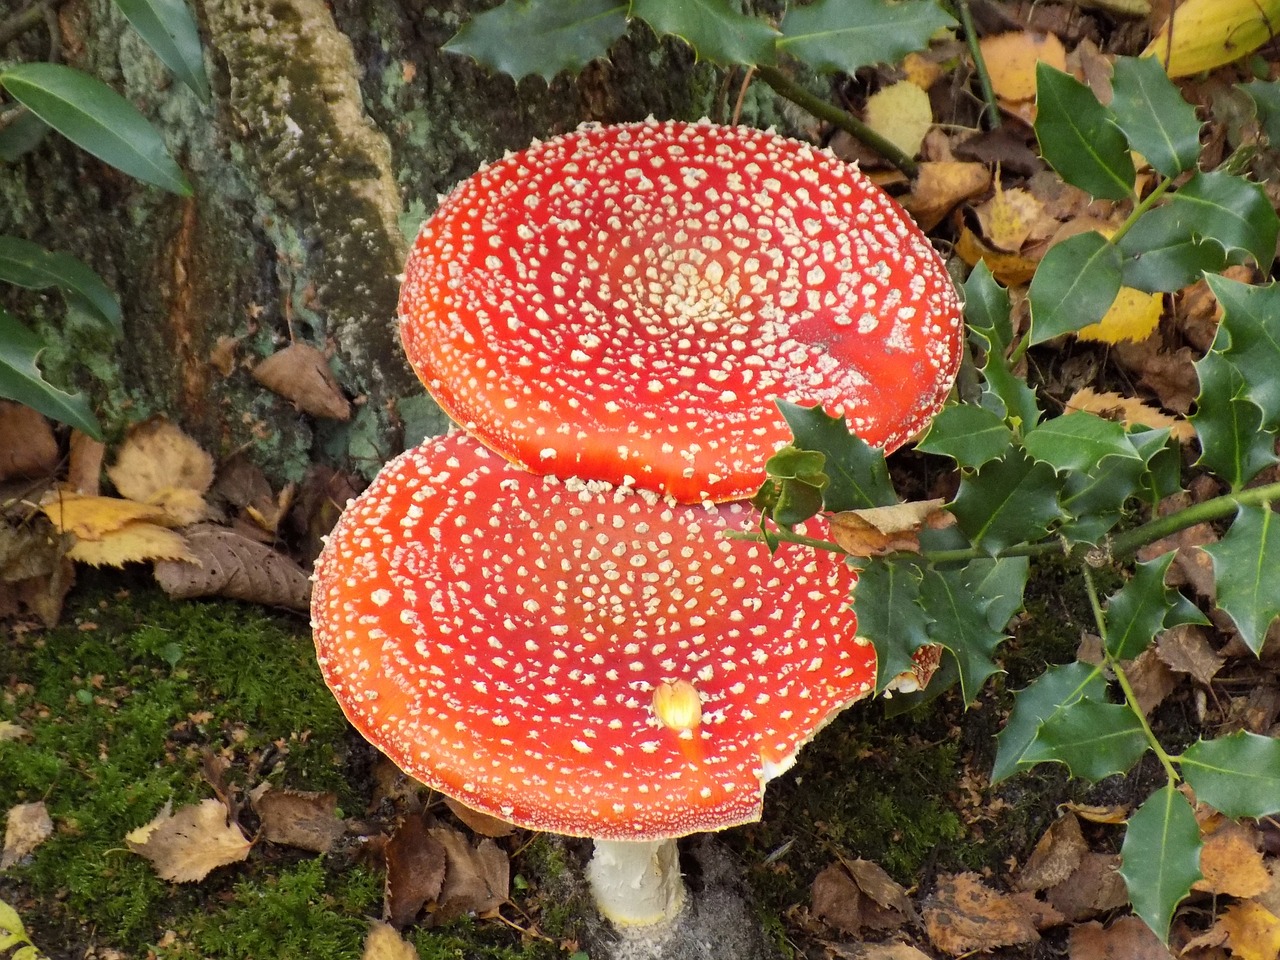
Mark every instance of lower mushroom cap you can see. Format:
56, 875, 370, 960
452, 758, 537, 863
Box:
312, 432, 875, 841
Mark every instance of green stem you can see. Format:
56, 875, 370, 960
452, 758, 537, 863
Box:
957, 0, 1001, 130
724, 526, 845, 552
1109, 175, 1175, 246
1082, 566, 1180, 785
754, 64, 920, 177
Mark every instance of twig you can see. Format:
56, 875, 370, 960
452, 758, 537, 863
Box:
754, 64, 920, 177
957, 0, 1001, 129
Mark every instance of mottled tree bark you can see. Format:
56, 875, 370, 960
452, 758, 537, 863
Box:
0, 0, 786, 481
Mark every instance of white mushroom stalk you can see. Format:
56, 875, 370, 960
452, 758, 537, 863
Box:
588, 838, 685, 928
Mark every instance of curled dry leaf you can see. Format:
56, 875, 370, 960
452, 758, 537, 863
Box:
812, 858, 913, 936
125, 799, 251, 883
443, 797, 516, 838
1046, 852, 1128, 922
923, 872, 1040, 956
1125, 647, 1177, 716
1068, 916, 1175, 960
0, 722, 29, 743
384, 814, 446, 928
830, 500, 950, 558
1156, 625, 1224, 686
253, 786, 346, 854
429, 826, 510, 921
902, 161, 991, 232
153, 524, 310, 611
1, 801, 53, 870
252, 342, 351, 421
0, 401, 57, 481
1065, 388, 1195, 443
973, 186, 1049, 254
67, 431, 105, 495
1017, 812, 1086, 892
107, 419, 215, 525
954, 227, 1039, 286
362, 921, 418, 960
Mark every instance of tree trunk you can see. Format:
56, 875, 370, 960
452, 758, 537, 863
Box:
1, 0, 789, 482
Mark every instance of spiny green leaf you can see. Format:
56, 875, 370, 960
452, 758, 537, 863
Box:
850, 557, 932, 695
1191, 353, 1277, 490
1105, 552, 1206, 661
1119, 784, 1201, 943
1028, 231, 1124, 344
963, 261, 1012, 351
0, 63, 191, 195
950, 449, 1064, 555
630, 0, 778, 66
777, 0, 955, 75
757, 446, 829, 527
1109, 56, 1201, 177
1023, 411, 1142, 475
1204, 275, 1280, 427
1035, 63, 1135, 201
1059, 429, 1170, 545
1118, 204, 1233, 293
915, 404, 1012, 469
777, 400, 897, 511
1022, 699, 1149, 781
111, 0, 210, 102
1201, 504, 1280, 654
1241, 78, 1280, 144
992, 661, 1106, 783
443, 0, 628, 81
0, 308, 101, 438
964, 264, 1040, 430
1166, 171, 1280, 274
919, 566, 1005, 703
1178, 731, 1280, 818
0, 236, 121, 334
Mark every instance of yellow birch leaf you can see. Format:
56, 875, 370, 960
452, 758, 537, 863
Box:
902, 161, 991, 232
1066, 388, 1195, 442
108, 418, 214, 504
1076, 287, 1162, 344
68, 522, 197, 567
864, 81, 933, 160
1221, 901, 1280, 960
40, 492, 169, 540
1143, 0, 1280, 78
955, 227, 1039, 286
980, 31, 1067, 104
975, 185, 1046, 253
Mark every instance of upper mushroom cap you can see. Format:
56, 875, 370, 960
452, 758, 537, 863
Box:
399, 118, 963, 504
312, 431, 874, 841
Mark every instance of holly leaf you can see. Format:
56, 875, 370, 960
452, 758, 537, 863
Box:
992, 661, 1106, 783
1105, 552, 1206, 661
1241, 79, 1280, 144
756, 446, 828, 527
1201, 504, 1280, 655
1204, 275, 1280, 427
1166, 171, 1280, 274
1191, 353, 1277, 490
949, 449, 1063, 555
920, 565, 1006, 703
964, 260, 1013, 351
630, 0, 779, 66
1108, 56, 1201, 177
1179, 731, 1280, 818
1058, 429, 1169, 545
850, 557, 932, 695
1118, 204, 1234, 293
0, 236, 122, 334
443, 0, 628, 81
1022, 699, 1149, 781
1035, 63, 1135, 201
1022, 411, 1142, 474
777, 400, 897, 510
1028, 231, 1124, 344
915, 404, 1012, 469
1119, 784, 1202, 943
963, 265, 1040, 429
777, 0, 955, 75
0, 308, 101, 438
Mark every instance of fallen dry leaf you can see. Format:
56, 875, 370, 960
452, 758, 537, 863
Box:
1125, 648, 1177, 717
974, 185, 1047, 253
1068, 916, 1175, 959
153, 524, 310, 611
0, 722, 29, 743
430, 826, 510, 921
812, 859, 913, 936
443, 797, 516, 838
39, 492, 170, 540
362, 921, 418, 960
980, 30, 1067, 121
1046, 852, 1128, 922
902, 161, 991, 231
253, 787, 345, 854
1061, 802, 1129, 825
66, 431, 105, 495
864, 80, 932, 159
1156, 625, 1224, 685
1065, 388, 1195, 443
1111, 339, 1199, 414
0, 402, 57, 481
252, 342, 351, 421
955, 226, 1039, 286
1077, 288, 1163, 344
107, 419, 215, 525
1220, 900, 1280, 960
1017, 811, 1086, 892
1, 801, 53, 869
68, 522, 196, 568
126, 799, 251, 883
829, 500, 950, 558
1195, 820, 1271, 899
923, 872, 1040, 956
384, 814, 446, 928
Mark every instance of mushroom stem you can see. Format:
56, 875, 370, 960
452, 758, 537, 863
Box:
587, 838, 687, 928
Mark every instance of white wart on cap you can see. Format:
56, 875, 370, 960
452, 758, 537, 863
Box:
399, 118, 963, 504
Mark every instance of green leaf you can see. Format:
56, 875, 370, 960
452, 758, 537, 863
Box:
992, 661, 1106, 783
0, 236, 121, 334
777, 400, 897, 511
0, 308, 102, 438
920, 566, 1005, 703
1058, 429, 1169, 545
1201, 504, 1280, 655
443, 0, 628, 81
1022, 699, 1149, 781
963, 261, 1012, 351
1119, 784, 1202, 943
1027, 231, 1124, 344
950, 449, 1063, 555
1241, 79, 1280, 144
1190, 353, 1277, 490
1179, 731, 1280, 818
1118, 204, 1232, 293
1166, 171, 1280, 274
111, 0, 210, 102
0, 109, 50, 162
915, 404, 1012, 468
1204, 275, 1280, 426
964, 264, 1040, 429
1023, 411, 1142, 474
1104, 552, 1205, 661
1108, 56, 1201, 177
630, 0, 779, 66
0, 63, 191, 195
1035, 63, 1135, 201
850, 557, 933, 695
757, 446, 829, 526
777, 0, 955, 75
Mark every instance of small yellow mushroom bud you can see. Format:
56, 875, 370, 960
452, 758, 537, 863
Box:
653, 679, 703, 732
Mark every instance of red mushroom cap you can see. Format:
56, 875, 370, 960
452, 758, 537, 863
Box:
399, 119, 963, 504
311, 432, 874, 841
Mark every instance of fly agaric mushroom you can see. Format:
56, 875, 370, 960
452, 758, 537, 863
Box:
399, 118, 963, 504
311, 431, 879, 929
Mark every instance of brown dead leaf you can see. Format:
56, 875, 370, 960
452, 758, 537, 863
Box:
1156, 625, 1224, 685
362, 921, 418, 960
1220, 901, 1280, 960
68, 522, 196, 567
1195, 820, 1271, 898
384, 814, 447, 927
125, 799, 251, 883
974, 186, 1047, 253
209, 335, 240, 378
443, 797, 516, 838
829, 500, 950, 558
902, 161, 991, 231
153, 524, 310, 611
1, 801, 53, 869
1017, 812, 1086, 892
1125, 647, 1177, 717
0, 402, 57, 481
1069, 916, 1175, 959
1065, 388, 1195, 443
812, 859, 913, 936
430, 826, 509, 921
1062, 802, 1130, 824
1046, 852, 1128, 922
955, 227, 1039, 286
1112, 340, 1200, 414
253, 787, 346, 854
252, 342, 351, 421
67, 431, 105, 495
0, 722, 29, 743
107, 419, 214, 521
923, 872, 1040, 956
